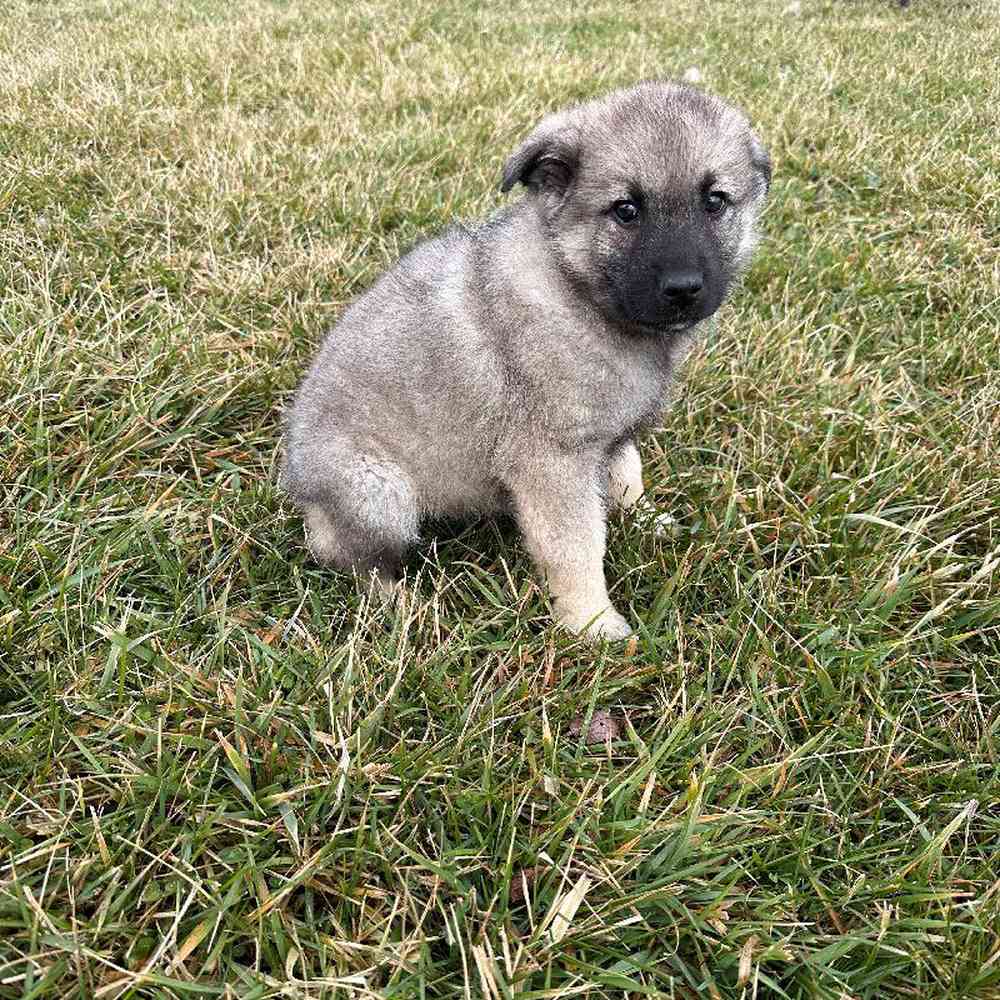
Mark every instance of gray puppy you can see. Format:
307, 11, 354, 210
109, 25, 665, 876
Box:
285, 81, 770, 639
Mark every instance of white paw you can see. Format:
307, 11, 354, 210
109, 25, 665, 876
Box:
632, 498, 682, 539
557, 605, 633, 641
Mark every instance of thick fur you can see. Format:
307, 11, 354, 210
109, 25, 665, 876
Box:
285, 81, 769, 638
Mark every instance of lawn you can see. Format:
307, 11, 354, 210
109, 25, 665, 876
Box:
1, 0, 998, 997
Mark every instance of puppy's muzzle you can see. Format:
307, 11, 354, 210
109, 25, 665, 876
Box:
659, 268, 704, 305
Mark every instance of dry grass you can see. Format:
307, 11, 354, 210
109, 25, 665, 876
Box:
1, 1, 998, 997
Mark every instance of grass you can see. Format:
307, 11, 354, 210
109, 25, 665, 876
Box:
1, 0, 998, 996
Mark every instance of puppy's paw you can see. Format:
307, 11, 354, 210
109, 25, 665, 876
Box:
651, 512, 681, 539
633, 499, 682, 539
557, 604, 633, 642
587, 609, 634, 641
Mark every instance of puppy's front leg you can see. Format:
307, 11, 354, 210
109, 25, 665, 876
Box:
608, 440, 644, 509
607, 441, 677, 538
511, 455, 632, 641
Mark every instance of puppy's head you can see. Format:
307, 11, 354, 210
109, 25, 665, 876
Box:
502, 81, 770, 334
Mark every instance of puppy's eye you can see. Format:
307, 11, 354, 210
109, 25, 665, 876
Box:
611, 200, 640, 225
703, 191, 729, 215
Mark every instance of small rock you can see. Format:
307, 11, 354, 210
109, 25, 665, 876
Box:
783, 0, 801, 13
509, 865, 540, 903
681, 66, 703, 85
569, 709, 623, 743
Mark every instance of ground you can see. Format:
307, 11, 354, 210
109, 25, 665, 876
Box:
1, 1, 998, 997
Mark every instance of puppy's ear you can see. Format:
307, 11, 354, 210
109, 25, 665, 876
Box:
749, 133, 771, 195
500, 114, 578, 195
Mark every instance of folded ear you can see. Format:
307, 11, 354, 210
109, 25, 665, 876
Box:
500, 113, 578, 195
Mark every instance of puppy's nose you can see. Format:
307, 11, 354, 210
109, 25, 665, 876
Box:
660, 269, 704, 300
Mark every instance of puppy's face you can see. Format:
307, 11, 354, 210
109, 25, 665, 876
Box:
502, 82, 770, 334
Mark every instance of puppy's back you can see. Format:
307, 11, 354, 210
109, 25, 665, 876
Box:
285, 223, 509, 517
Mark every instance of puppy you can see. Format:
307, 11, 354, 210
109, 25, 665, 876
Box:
285, 81, 770, 638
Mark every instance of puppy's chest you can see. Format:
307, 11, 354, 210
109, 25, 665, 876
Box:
540, 349, 668, 445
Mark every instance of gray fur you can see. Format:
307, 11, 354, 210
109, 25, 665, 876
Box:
284, 81, 769, 638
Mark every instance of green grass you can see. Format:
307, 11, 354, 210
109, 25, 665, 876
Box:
1, 0, 998, 996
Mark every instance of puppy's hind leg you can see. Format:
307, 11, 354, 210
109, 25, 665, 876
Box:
302, 506, 397, 598
300, 452, 420, 597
